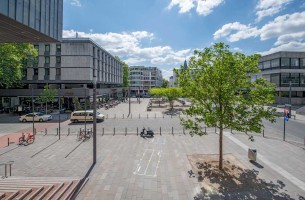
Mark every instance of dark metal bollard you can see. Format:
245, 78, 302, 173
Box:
57, 128, 59, 135
102, 127, 104, 136
137, 127, 138, 136
34, 128, 36, 135
183, 127, 185, 135
107, 114, 108, 119
215, 127, 216, 133
160, 127, 162, 135
171, 114, 172, 118
205, 127, 207, 134
147, 114, 148, 119
172, 127, 174, 135
230, 128, 232, 133
131, 114, 132, 119
139, 114, 140, 119
7, 138, 9, 146
45, 128, 47, 135
115, 114, 116, 119
155, 113, 156, 119
163, 114, 164, 118
113, 128, 115, 136
125, 128, 127, 136
68, 128, 70, 136
123, 114, 124, 119
262, 129, 265, 137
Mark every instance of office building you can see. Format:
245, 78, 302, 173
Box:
251, 51, 305, 105
0, 38, 124, 111
129, 66, 162, 96
0, 0, 63, 42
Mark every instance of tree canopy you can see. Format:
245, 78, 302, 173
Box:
149, 87, 182, 110
178, 43, 276, 169
161, 78, 169, 88
36, 85, 57, 114
0, 43, 37, 88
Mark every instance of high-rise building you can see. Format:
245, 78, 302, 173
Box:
251, 51, 305, 105
0, 0, 63, 42
129, 66, 162, 96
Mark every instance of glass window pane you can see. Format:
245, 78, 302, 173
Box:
45, 56, 50, 64
291, 58, 299, 67
263, 61, 270, 69
281, 73, 290, 85
281, 58, 290, 67
301, 59, 305, 68
45, 44, 50, 52
271, 59, 279, 68
56, 56, 61, 63
300, 73, 305, 85
290, 73, 299, 86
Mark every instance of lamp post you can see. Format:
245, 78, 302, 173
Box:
93, 77, 97, 164
31, 87, 35, 134
289, 81, 292, 105
58, 88, 61, 140
128, 86, 131, 116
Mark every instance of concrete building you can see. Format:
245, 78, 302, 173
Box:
0, 0, 63, 42
169, 76, 174, 87
172, 60, 187, 87
129, 66, 162, 96
0, 38, 124, 111
251, 51, 305, 105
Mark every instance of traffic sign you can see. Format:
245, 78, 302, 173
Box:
284, 116, 289, 121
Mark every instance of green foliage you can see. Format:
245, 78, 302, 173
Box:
161, 78, 169, 88
149, 87, 182, 110
73, 97, 82, 110
36, 85, 57, 114
115, 56, 130, 87
0, 43, 37, 88
178, 43, 276, 169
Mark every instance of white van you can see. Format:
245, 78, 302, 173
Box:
70, 110, 105, 123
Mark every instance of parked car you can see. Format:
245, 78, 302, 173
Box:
70, 110, 105, 123
19, 113, 52, 122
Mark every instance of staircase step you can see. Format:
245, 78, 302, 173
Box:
35, 185, 54, 200
15, 188, 32, 200
27, 186, 44, 200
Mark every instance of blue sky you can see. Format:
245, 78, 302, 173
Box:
63, 0, 305, 79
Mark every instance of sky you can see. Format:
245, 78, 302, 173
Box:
63, 0, 305, 80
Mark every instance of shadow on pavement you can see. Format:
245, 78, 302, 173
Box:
193, 161, 303, 200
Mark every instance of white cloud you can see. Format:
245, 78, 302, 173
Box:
213, 22, 259, 42
63, 29, 192, 66
232, 47, 242, 52
67, 0, 82, 7
260, 11, 305, 40
255, 0, 292, 21
275, 31, 305, 45
167, 0, 224, 16
260, 41, 305, 55
161, 69, 175, 81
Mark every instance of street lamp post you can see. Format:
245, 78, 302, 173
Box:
289, 81, 292, 105
58, 88, 61, 140
31, 87, 35, 134
93, 78, 97, 164
128, 86, 131, 116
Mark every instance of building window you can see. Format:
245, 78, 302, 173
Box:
290, 73, 300, 86
56, 68, 61, 76
291, 58, 299, 68
271, 59, 280, 68
45, 56, 50, 64
281, 58, 290, 68
280, 73, 290, 86
56, 44, 61, 52
300, 73, 305, 86
34, 45, 39, 52
300, 58, 305, 68
45, 44, 50, 52
56, 56, 61, 64
45, 68, 50, 76
270, 73, 280, 86
34, 68, 38, 75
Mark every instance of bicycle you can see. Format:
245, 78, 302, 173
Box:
19, 133, 35, 145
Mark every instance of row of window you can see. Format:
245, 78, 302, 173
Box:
32, 68, 61, 76
34, 44, 61, 53
259, 58, 305, 70
269, 73, 305, 87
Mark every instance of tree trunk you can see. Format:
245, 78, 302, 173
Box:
219, 127, 223, 170
45, 102, 47, 114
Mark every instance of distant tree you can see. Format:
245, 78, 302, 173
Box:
161, 78, 169, 88
178, 43, 276, 170
149, 88, 182, 110
36, 85, 56, 114
0, 43, 37, 88
115, 56, 130, 87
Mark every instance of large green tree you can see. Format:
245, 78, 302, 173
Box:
178, 43, 276, 170
149, 87, 182, 110
0, 43, 37, 88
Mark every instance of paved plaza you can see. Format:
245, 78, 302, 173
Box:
0, 98, 304, 199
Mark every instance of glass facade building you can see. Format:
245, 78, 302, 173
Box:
0, 0, 63, 42
252, 51, 305, 105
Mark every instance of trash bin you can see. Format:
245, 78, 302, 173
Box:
248, 148, 257, 161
